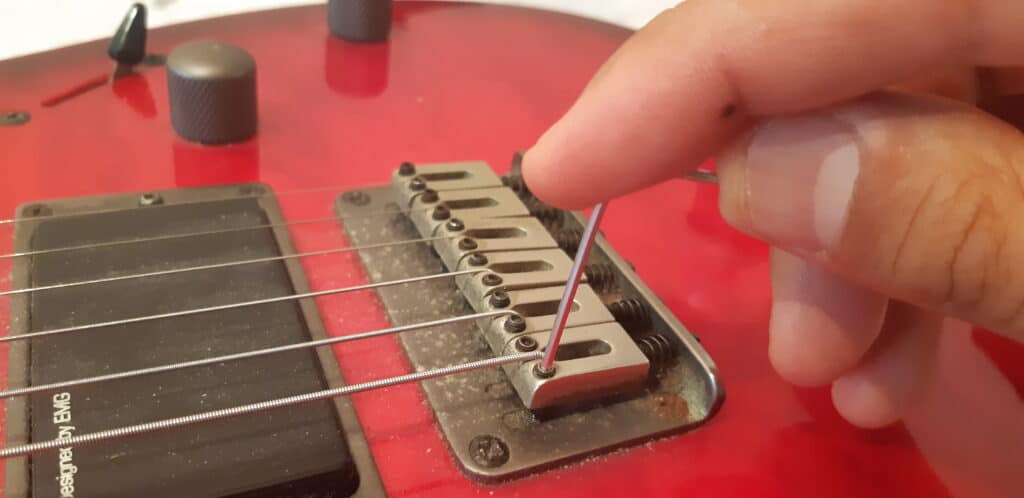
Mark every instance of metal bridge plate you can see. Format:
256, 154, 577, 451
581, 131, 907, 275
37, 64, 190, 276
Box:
337, 185, 724, 483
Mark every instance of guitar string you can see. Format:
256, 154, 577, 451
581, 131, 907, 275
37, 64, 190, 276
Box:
0, 169, 718, 228
1, 269, 485, 344
0, 235, 455, 297
0, 207, 430, 260
0, 351, 544, 460
0, 310, 515, 400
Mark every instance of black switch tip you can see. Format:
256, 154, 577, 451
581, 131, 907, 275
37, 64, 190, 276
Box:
108, 3, 147, 65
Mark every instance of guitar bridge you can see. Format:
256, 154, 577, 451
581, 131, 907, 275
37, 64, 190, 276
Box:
337, 156, 723, 481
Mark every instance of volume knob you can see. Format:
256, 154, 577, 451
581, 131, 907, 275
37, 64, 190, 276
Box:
166, 40, 257, 144
328, 0, 393, 42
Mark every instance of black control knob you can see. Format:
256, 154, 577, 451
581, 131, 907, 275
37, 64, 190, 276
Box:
166, 41, 258, 144
328, 0, 393, 42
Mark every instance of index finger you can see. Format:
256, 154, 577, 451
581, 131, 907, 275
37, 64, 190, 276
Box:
523, 0, 1024, 208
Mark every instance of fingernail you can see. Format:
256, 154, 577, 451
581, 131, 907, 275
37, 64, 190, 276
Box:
744, 115, 860, 253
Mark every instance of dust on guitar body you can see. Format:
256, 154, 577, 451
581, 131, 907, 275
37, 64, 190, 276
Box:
339, 158, 722, 480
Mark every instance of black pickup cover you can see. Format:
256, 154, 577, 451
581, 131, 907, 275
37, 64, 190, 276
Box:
7, 191, 370, 497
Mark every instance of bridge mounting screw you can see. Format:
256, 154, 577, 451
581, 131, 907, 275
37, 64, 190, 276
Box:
409, 177, 426, 191
432, 205, 450, 220
467, 253, 488, 266
489, 290, 511, 308
446, 218, 465, 231
481, 273, 502, 286
420, 189, 439, 203
504, 315, 526, 333
468, 435, 509, 468
398, 161, 416, 176
458, 238, 478, 250
514, 336, 538, 352
342, 190, 371, 206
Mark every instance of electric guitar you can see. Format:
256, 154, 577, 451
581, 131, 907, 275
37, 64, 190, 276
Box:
0, 2, 1019, 497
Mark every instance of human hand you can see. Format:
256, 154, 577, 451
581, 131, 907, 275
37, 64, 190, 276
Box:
522, 1, 1023, 494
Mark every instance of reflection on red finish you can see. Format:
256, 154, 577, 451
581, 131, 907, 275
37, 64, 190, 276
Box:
112, 73, 157, 118
325, 36, 390, 98
40, 73, 108, 107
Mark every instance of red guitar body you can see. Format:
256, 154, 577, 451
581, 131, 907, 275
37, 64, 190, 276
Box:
0, 3, 1020, 497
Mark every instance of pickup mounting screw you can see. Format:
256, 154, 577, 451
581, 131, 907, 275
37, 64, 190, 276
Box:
489, 290, 511, 308
409, 177, 426, 191
468, 435, 509, 468
467, 253, 488, 266
446, 218, 465, 231
432, 204, 450, 220
398, 161, 416, 176
482, 273, 502, 286
504, 315, 526, 333
514, 336, 538, 352
139, 193, 164, 206
420, 189, 439, 203
458, 238, 478, 250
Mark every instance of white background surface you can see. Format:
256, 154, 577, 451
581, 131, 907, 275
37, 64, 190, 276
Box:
0, 1, 678, 61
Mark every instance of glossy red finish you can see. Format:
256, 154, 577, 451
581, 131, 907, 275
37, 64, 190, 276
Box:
0, 3, 1018, 497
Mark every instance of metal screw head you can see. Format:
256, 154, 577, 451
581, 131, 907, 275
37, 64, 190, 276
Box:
398, 161, 416, 176
420, 189, 439, 203
409, 177, 426, 191
468, 435, 509, 468
481, 273, 502, 286
0, 111, 30, 126
533, 364, 556, 379
446, 218, 465, 231
139, 193, 164, 206
503, 315, 526, 333
432, 204, 451, 220
458, 238, 478, 250
514, 336, 538, 352
342, 190, 371, 206
22, 204, 52, 218
489, 290, 511, 308
467, 253, 488, 266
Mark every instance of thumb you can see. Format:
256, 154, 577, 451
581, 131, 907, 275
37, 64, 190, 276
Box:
718, 91, 1024, 342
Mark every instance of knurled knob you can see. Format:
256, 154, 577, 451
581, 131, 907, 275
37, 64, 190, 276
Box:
328, 0, 393, 42
166, 40, 258, 144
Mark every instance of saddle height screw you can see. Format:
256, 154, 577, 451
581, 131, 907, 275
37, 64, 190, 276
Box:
467, 253, 488, 266
481, 273, 503, 286
446, 218, 465, 231
489, 290, 511, 308
468, 435, 510, 468
514, 336, 538, 352
420, 189, 439, 203
458, 238, 478, 250
409, 177, 426, 191
398, 161, 416, 176
533, 363, 556, 379
432, 204, 450, 220
503, 315, 526, 333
